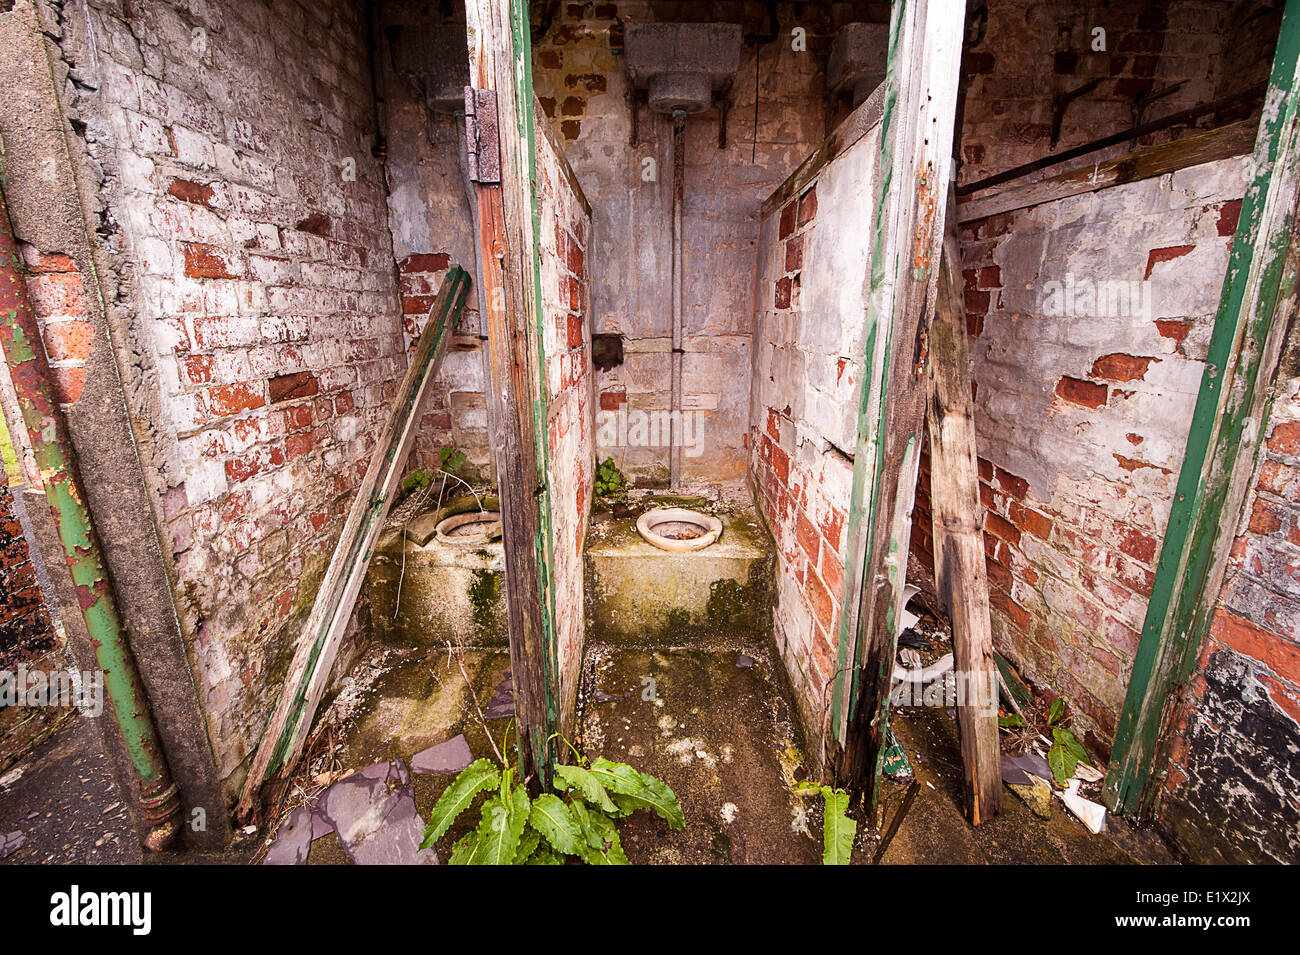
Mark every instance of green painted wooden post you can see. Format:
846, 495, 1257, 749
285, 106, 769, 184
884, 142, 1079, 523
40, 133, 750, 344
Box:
830, 0, 965, 810
465, 0, 562, 788
1105, 0, 1300, 817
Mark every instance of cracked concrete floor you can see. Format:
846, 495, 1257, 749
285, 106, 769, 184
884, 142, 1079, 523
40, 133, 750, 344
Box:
576, 643, 822, 864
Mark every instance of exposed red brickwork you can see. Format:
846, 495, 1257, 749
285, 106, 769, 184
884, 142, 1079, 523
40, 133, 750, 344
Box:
69, 0, 411, 782
955, 0, 1277, 188
1160, 369, 1300, 862
20, 244, 92, 406
753, 187, 852, 717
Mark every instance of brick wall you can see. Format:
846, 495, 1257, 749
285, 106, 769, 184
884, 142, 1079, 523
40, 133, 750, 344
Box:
913, 156, 1249, 757
751, 112, 878, 755
1157, 322, 1300, 863
61, 0, 405, 790
536, 116, 595, 727
379, 3, 491, 479
533, 2, 840, 488
956, 0, 1279, 188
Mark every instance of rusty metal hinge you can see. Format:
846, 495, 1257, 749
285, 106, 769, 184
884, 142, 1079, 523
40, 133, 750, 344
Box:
464, 86, 501, 184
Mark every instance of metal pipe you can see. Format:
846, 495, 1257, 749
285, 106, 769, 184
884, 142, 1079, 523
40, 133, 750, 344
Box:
670, 109, 686, 488
0, 163, 181, 852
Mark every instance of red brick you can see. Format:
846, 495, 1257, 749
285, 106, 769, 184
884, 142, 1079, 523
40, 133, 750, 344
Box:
1090, 353, 1159, 382
795, 513, 820, 562
977, 265, 1001, 288
797, 187, 817, 226
1211, 609, 1300, 686
989, 587, 1031, 630
48, 366, 86, 405
964, 289, 990, 313
784, 235, 804, 272
983, 510, 1021, 546
1248, 497, 1285, 535
770, 444, 790, 484
42, 321, 94, 363
167, 178, 215, 206
1143, 244, 1195, 279
1117, 524, 1158, 565
21, 247, 77, 273
399, 252, 450, 273
778, 202, 797, 239
1216, 199, 1242, 237
208, 382, 265, 417
183, 354, 214, 384
182, 243, 242, 280
774, 275, 792, 309
1055, 376, 1108, 408
268, 371, 318, 404
1008, 500, 1053, 539
566, 314, 584, 348
1154, 319, 1190, 344
296, 213, 332, 236
1267, 420, 1300, 456
994, 466, 1029, 500
598, 390, 626, 411
285, 431, 315, 460
26, 273, 87, 317
805, 570, 834, 631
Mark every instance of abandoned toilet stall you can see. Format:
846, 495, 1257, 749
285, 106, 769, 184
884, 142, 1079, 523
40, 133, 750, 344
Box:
1, 0, 1299, 865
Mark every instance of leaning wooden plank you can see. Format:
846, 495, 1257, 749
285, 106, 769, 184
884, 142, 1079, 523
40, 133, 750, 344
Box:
236, 267, 471, 820
465, 0, 562, 787
1105, 0, 1300, 818
834, 0, 966, 814
957, 120, 1256, 223
926, 187, 1001, 825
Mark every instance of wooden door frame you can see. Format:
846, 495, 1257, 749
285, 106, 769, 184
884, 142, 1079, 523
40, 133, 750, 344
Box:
464, 0, 562, 788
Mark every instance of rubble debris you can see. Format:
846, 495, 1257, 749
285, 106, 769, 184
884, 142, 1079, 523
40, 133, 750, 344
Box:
315, 759, 437, 865
0, 830, 26, 859
411, 734, 473, 775
263, 805, 313, 865
1059, 779, 1107, 834
484, 672, 515, 719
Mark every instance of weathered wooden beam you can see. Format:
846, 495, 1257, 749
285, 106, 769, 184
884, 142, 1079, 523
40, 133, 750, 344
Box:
957, 120, 1257, 224
1105, 0, 1300, 818
926, 188, 1002, 825
236, 267, 470, 820
465, 0, 561, 788
833, 0, 966, 815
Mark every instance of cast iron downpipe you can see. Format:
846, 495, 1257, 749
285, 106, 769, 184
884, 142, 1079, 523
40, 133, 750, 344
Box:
0, 163, 182, 851
669, 108, 686, 488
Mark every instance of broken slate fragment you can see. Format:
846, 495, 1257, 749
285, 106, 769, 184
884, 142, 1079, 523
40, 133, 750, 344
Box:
264, 804, 313, 865
411, 734, 473, 775
0, 830, 26, 860
316, 758, 437, 865
485, 674, 515, 719
736, 654, 755, 668
1000, 752, 1052, 787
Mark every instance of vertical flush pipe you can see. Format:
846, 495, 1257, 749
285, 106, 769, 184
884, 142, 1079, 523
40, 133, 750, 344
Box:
0, 164, 181, 851
670, 108, 686, 487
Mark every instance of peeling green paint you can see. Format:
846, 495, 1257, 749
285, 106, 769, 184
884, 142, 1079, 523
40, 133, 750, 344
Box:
1105, 0, 1300, 817
0, 160, 179, 842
